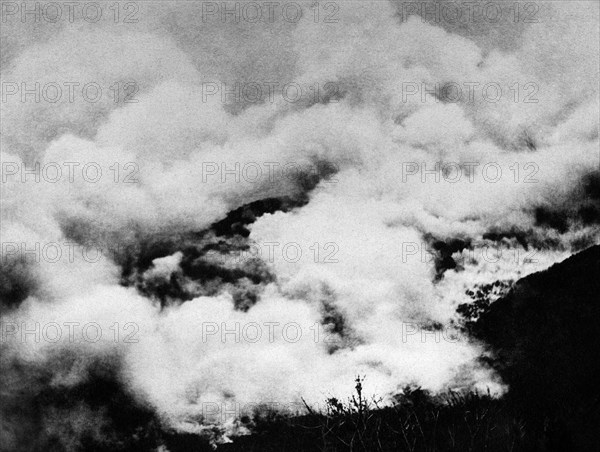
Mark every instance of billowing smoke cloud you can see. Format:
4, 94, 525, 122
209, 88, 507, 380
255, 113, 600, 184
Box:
1, 0, 598, 448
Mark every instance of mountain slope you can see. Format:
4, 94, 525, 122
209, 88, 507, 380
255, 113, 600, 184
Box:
467, 245, 600, 449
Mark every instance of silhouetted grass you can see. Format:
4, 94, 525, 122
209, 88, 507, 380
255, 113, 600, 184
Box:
215, 378, 537, 452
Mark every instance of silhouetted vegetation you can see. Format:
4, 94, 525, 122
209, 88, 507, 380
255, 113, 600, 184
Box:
216, 379, 533, 452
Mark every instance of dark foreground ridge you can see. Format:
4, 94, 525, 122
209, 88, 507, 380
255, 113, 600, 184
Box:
465, 244, 600, 451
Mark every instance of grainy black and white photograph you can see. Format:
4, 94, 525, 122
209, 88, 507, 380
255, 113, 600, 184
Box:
0, 1, 599, 451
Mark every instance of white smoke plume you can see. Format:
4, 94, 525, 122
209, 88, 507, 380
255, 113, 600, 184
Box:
1, 0, 598, 448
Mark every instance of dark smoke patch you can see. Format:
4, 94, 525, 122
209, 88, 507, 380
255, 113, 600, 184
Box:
482, 229, 531, 249
534, 206, 569, 233
123, 197, 312, 309
422, 233, 472, 280
482, 227, 562, 250
128, 236, 274, 309
519, 129, 537, 151
533, 171, 600, 234
0, 349, 162, 452
285, 281, 359, 353
578, 171, 600, 224
0, 259, 38, 309
317, 287, 355, 354
211, 197, 308, 238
